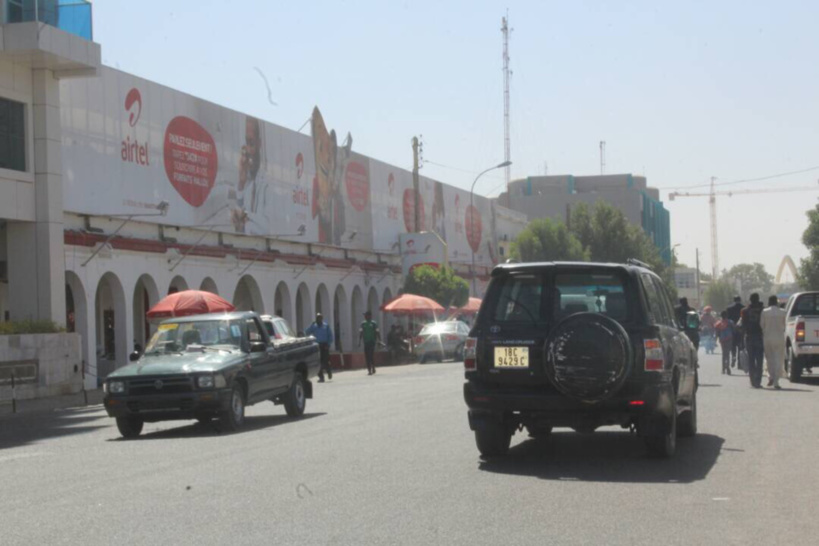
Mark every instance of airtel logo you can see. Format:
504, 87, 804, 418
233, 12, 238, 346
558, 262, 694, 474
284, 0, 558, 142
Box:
125, 88, 142, 127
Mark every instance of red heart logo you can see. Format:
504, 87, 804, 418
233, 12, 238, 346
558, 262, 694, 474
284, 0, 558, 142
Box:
163, 117, 218, 207
465, 205, 482, 253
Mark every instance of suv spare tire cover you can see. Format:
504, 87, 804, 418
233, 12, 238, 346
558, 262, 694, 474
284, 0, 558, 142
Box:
543, 312, 633, 403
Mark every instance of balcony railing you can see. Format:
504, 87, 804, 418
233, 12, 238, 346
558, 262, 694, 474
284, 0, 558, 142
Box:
5, 0, 93, 41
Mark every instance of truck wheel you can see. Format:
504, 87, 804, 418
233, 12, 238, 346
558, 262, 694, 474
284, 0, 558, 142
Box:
677, 391, 697, 438
788, 347, 803, 383
284, 374, 307, 417
645, 403, 677, 458
475, 422, 512, 458
116, 417, 144, 439
219, 384, 245, 432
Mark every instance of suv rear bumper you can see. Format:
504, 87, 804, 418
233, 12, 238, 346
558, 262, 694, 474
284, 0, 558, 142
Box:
464, 380, 676, 436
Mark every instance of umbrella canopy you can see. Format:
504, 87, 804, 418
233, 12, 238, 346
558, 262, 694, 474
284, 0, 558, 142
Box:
459, 297, 482, 314
381, 293, 445, 315
147, 290, 235, 320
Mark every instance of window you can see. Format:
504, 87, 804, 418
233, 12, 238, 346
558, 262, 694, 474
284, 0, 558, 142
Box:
650, 276, 676, 327
792, 294, 819, 317
640, 274, 664, 325
491, 274, 544, 323
274, 318, 295, 339
555, 271, 629, 323
0, 98, 26, 172
246, 319, 264, 343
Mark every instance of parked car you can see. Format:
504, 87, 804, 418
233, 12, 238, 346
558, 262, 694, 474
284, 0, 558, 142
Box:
414, 320, 470, 362
103, 311, 320, 438
784, 292, 819, 381
463, 260, 698, 459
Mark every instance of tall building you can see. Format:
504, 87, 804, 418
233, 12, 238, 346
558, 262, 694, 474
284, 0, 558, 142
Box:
498, 174, 672, 263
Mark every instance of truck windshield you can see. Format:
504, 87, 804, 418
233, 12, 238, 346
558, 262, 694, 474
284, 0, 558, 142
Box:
144, 320, 244, 355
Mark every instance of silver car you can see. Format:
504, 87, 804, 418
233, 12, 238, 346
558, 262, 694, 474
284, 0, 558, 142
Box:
414, 321, 470, 363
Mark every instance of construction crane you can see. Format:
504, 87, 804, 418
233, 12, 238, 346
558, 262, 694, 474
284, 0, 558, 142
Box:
669, 184, 819, 279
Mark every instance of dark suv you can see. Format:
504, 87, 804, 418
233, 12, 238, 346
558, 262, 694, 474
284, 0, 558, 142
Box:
463, 260, 698, 458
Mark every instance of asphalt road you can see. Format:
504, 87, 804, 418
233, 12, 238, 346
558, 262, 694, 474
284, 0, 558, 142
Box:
2, 353, 819, 545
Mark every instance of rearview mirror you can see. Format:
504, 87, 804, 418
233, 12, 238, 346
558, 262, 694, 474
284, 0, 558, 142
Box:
249, 341, 267, 353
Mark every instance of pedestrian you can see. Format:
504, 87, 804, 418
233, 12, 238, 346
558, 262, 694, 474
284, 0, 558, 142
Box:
358, 311, 381, 375
715, 311, 735, 375
675, 297, 700, 350
761, 295, 787, 389
306, 312, 334, 383
701, 307, 717, 354
725, 296, 744, 367
739, 293, 765, 388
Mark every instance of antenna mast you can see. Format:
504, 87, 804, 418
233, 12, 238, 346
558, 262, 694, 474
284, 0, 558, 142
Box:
502, 13, 511, 206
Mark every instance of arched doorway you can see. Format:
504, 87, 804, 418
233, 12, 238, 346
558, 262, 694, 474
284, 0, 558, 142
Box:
315, 283, 331, 317
351, 286, 364, 342
168, 275, 188, 295
333, 284, 350, 352
200, 277, 219, 295
382, 287, 394, 332
95, 272, 127, 380
367, 287, 380, 328
295, 282, 312, 334
133, 274, 160, 348
233, 275, 264, 312
66, 271, 91, 387
274, 281, 293, 324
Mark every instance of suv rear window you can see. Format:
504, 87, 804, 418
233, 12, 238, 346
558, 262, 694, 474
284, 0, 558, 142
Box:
555, 272, 629, 322
491, 274, 544, 323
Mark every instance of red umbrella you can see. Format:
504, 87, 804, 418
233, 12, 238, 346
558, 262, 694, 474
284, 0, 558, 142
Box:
146, 290, 235, 320
381, 293, 445, 315
459, 297, 482, 315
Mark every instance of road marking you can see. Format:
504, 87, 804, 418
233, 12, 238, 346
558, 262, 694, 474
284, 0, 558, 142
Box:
712, 497, 730, 501
0, 452, 48, 463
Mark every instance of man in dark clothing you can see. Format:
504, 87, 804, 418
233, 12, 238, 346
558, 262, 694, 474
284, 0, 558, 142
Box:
358, 311, 381, 375
740, 293, 765, 388
306, 313, 334, 382
675, 297, 700, 350
725, 296, 744, 367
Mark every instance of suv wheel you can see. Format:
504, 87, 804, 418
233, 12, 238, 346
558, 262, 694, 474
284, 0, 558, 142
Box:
645, 403, 677, 458
284, 373, 307, 417
788, 347, 803, 383
475, 422, 512, 458
677, 391, 697, 437
219, 384, 245, 432
116, 417, 143, 439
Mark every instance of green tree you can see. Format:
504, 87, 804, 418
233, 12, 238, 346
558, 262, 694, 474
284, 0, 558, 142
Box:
800, 205, 819, 290
703, 278, 735, 313
510, 217, 589, 262
723, 263, 773, 300
403, 265, 470, 308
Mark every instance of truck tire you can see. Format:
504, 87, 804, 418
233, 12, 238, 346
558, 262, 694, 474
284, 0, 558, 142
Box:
677, 391, 697, 438
284, 373, 307, 417
219, 384, 245, 432
645, 401, 677, 458
116, 417, 144, 439
788, 347, 803, 383
544, 313, 633, 402
475, 422, 512, 459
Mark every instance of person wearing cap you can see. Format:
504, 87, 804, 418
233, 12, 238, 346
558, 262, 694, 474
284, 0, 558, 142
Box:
725, 296, 744, 367
358, 311, 381, 375
306, 312, 334, 382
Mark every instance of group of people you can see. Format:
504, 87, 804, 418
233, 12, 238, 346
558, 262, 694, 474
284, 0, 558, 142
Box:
305, 311, 382, 381
704, 295, 788, 389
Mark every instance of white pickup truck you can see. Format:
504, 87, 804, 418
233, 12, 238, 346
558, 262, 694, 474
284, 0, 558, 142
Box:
784, 292, 819, 381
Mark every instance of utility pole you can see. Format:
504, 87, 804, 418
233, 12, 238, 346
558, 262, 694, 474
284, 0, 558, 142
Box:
600, 141, 606, 175
696, 248, 702, 308
411, 136, 420, 232
709, 176, 719, 279
502, 13, 512, 206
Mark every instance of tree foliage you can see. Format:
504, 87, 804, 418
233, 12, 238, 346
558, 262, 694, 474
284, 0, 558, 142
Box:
721, 263, 774, 300
703, 278, 735, 313
403, 265, 469, 309
800, 205, 819, 290
510, 218, 588, 262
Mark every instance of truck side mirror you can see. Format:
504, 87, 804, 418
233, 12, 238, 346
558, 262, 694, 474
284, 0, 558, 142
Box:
249, 341, 267, 353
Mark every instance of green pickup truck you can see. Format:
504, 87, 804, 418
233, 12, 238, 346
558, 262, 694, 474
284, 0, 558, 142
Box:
103, 311, 320, 438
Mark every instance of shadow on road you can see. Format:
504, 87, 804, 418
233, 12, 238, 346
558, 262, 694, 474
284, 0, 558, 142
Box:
0, 406, 108, 450
478, 431, 725, 484
114, 412, 327, 441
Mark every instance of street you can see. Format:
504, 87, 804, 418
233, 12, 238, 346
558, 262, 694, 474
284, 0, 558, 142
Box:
2, 353, 819, 546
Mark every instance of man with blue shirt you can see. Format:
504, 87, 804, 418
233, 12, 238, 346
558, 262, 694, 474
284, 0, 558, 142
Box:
306, 313, 334, 382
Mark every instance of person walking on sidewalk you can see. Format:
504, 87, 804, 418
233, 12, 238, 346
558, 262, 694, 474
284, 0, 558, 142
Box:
739, 293, 765, 388
715, 311, 735, 375
306, 313, 334, 383
761, 295, 787, 389
725, 296, 744, 367
358, 311, 381, 375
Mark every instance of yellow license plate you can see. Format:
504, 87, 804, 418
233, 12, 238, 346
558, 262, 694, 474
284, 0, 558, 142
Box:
494, 346, 529, 368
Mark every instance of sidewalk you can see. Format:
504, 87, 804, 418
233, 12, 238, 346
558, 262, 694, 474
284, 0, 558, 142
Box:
0, 388, 105, 417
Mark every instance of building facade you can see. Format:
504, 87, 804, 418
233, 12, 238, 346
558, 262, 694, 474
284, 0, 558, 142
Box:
498, 174, 672, 263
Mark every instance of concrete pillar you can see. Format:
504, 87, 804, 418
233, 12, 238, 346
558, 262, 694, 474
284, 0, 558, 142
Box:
7, 69, 65, 325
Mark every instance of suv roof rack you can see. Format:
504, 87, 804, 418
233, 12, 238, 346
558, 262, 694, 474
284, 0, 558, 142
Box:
626, 258, 653, 270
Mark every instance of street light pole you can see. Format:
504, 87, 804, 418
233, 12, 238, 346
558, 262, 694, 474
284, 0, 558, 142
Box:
470, 160, 512, 296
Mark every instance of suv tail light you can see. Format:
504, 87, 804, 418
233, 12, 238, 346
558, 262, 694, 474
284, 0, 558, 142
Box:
644, 339, 664, 371
464, 338, 478, 370
796, 321, 806, 342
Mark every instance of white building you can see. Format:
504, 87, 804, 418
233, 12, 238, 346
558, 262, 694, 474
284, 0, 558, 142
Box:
674, 267, 701, 308
0, 3, 527, 388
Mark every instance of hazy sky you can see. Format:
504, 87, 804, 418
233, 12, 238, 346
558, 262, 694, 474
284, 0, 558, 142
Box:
94, 0, 819, 281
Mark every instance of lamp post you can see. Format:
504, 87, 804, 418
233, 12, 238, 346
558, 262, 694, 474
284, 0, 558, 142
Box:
470, 160, 512, 296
